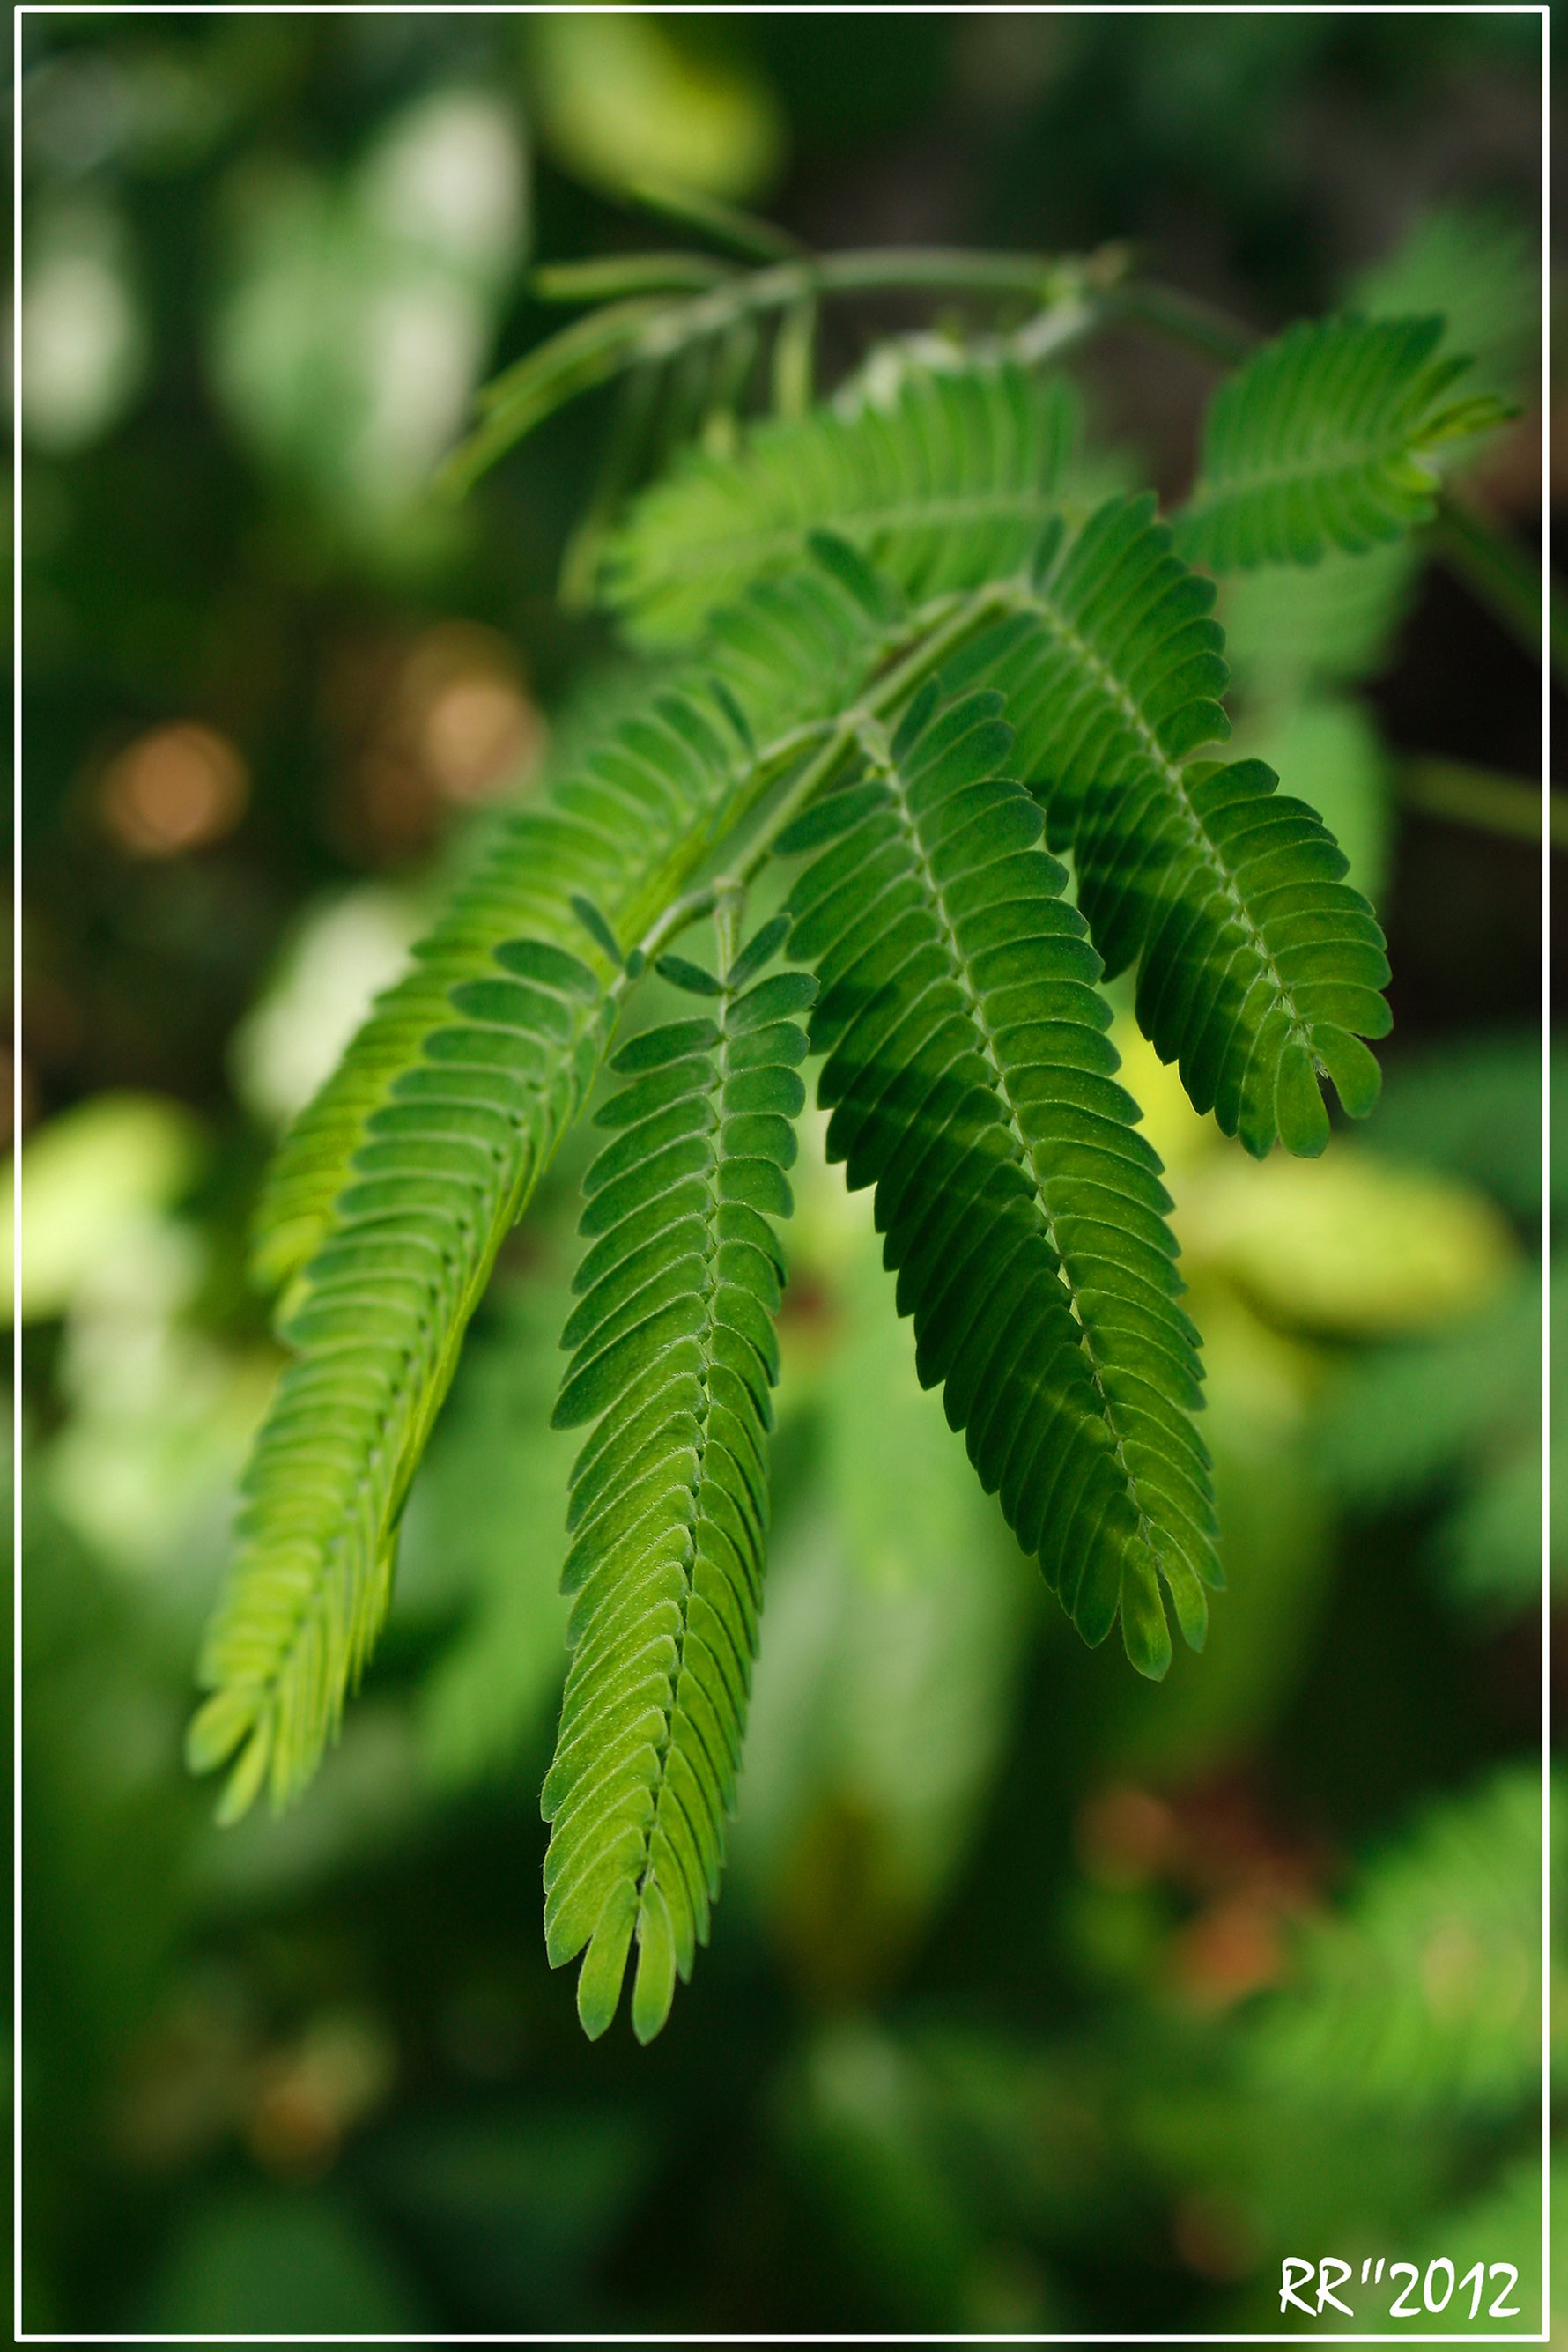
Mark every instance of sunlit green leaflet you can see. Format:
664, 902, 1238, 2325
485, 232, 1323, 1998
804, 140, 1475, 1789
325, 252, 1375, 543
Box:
601, 361, 1084, 647
1173, 314, 1513, 573
544, 931, 811, 2041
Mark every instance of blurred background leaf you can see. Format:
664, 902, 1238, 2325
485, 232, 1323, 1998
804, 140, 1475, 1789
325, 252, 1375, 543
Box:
526, 13, 785, 205
12, 1091, 205, 1323
138, 2186, 430, 2335
1249, 1765, 1550, 2121
210, 87, 529, 560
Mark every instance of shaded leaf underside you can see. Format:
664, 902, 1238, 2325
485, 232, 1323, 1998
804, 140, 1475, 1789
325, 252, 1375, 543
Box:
784, 686, 1217, 1675
947, 495, 1391, 1156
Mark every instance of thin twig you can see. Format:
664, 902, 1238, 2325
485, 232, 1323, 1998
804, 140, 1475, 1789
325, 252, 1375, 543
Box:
1426, 498, 1568, 691
1106, 280, 1258, 369
1399, 756, 1563, 851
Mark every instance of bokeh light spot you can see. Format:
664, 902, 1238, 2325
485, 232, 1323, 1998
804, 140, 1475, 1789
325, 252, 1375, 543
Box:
100, 722, 249, 856
419, 669, 538, 805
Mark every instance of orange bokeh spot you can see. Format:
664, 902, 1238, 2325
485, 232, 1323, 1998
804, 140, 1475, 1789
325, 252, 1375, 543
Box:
421, 669, 539, 803
100, 722, 249, 857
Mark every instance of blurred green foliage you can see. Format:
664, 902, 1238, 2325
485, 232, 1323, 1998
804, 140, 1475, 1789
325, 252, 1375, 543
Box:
18, 8, 1548, 2335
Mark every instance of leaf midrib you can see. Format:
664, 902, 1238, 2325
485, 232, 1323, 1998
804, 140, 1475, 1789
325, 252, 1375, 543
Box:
1186, 418, 1439, 518
633, 1019, 730, 1931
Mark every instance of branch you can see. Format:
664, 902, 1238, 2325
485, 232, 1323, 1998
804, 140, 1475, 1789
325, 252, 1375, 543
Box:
1425, 497, 1567, 692
1399, 756, 1561, 852
442, 242, 1128, 494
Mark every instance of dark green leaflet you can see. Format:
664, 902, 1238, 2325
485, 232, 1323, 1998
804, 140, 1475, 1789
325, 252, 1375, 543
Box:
603, 360, 1081, 647
782, 686, 1217, 1678
542, 949, 813, 2043
947, 497, 1391, 1156
1174, 313, 1511, 573
191, 558, 898, 1823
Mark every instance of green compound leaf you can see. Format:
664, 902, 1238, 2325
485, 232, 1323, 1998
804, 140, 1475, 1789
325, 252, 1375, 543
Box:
251, 552, 898, 1296
189, 229, 1437, 2054
602, 360, 1081, 646
784, 685, 1218, 1678
542, 942, 812, 2042
189, 932, 611, 1822
192, 559, 899, 1824
1174, 313, 1513, 573
947, 496, 1391, 1157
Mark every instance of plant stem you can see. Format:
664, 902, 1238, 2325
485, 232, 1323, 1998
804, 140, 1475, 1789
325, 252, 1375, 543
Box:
453, 244, 1128, 490
1106, 280, 1258, 368
771, 298, 817, 418
626, 588, 1012, 973
625, 727, 849, 978
872, 583, 1015, 707
594, 249, 1103, 394
544, 240, 1134, 334
532, 255, 735, 303
1399, 756, 1562, 850
724, 587, 1011, 884
1426, 497, 1568, 689
624, 176, 806, 266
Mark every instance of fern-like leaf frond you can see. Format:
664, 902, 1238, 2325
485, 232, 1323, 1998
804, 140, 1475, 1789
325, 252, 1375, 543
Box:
601, 361, 1079, 647
252, 559, 897, 1293
189, 930, 613, 1822
782, 686, 1217, 1677
543, 941, 812, 2042
191, 563, 898, 1822
948, 497, 1391, 1154
1174, 314, 1512, 573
